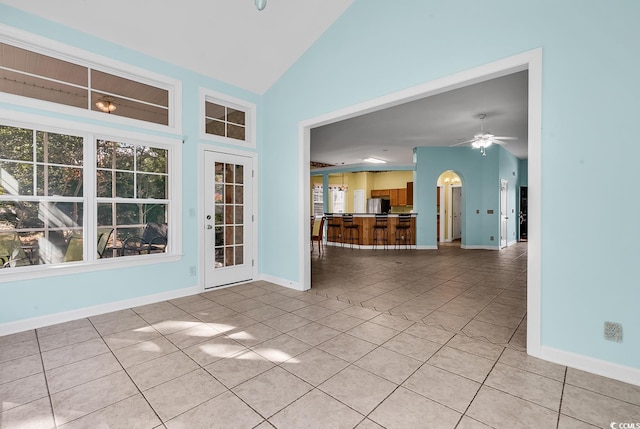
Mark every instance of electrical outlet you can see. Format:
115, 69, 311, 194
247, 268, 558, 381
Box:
189, 266, 197, 276
490, 236, 494, 241
604, 321, 623, 342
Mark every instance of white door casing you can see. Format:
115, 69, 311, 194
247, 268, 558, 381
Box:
203, 150, 254, 288
500, 179, 508, 249
452, 186, 462, 240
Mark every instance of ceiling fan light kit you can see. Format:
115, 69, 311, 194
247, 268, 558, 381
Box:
95, 98, 116, 113
453, 113, 517, 156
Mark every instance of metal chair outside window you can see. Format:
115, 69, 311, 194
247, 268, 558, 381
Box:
372, 214, 389, 250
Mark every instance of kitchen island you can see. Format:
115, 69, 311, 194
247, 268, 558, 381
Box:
322, 213, 417, 248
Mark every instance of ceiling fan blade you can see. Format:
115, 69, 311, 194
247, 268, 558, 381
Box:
492, 139, 510, 145
449, 138, 475, 147
493, 136, 517, 141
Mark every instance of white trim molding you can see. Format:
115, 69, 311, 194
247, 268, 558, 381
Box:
0, 285, 200, 336
541, 346, 640, 387
259, 273, 302, 291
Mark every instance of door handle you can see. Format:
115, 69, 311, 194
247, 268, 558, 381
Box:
206, 225, 213, 230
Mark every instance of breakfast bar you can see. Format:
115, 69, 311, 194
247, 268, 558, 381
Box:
322, 213, 417, 248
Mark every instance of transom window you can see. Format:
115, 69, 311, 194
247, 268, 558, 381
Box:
0, 41, 171, 126
205, 100, 246, 141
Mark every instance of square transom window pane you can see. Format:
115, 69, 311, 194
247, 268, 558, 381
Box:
205, 102, 225, 120
205, 119, 225, 137
227, 124, 245, 141
227, 108, 245, 126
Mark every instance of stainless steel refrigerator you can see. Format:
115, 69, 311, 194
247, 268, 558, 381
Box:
367, 198, 390, 214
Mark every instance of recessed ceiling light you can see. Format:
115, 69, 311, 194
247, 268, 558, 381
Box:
363, 157, 386, 164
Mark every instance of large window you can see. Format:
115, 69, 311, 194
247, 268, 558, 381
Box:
97, 140, 169, 258
0, 122, 174, 271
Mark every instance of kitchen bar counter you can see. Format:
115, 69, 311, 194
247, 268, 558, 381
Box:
321, 213, 417, 248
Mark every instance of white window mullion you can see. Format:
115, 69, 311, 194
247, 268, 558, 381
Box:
85, 133, 97, 262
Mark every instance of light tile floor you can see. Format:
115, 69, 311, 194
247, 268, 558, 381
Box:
1, 243, 639, 428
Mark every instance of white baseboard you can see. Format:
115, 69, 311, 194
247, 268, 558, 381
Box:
259, 273, 305, 291
508, 239, 517, 247
416, 245, 438, 250
539, 346, 640, 387
461, 244, 500, 250
0, 285, 201, 337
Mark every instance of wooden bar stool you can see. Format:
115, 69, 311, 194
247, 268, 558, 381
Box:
372, 214, 389, 250
342, 214, 359, 248
395, 214, 412, 249
325, 214, 342, 245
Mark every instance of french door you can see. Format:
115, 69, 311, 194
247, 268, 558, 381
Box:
203, 151, 253, 288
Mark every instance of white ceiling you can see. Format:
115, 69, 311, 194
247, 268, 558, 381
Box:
311, 70, 529, 167
2, 0, 354, 95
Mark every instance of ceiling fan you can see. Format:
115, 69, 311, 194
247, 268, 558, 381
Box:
451, 113, 517, 156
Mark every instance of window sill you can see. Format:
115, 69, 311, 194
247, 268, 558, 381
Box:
0, 253, 183, 284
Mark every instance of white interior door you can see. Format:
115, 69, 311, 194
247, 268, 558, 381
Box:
500, 179, 508, 249
452, 187, 462, 240
354, 189, 365, 213
203, 151, 253, 288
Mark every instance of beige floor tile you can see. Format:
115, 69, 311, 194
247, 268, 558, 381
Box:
254, 292, 289, 305
59, 394, 161, 429
355, 419, 385, 429
467, 386, 558, 429
112, 336, 179, 369
41, 338, 109, 370
51, 371, 138, 426
143, 368, 226, 421
403, 364, 480, 413
354, 347, 421, 384
226, 323, 282, 347
38, 326, 99, 352
224, 298, 265, 313
485, 362, 563, 411
566, 367, 640, 406
174, 297, 224, 314
0, 396, 55, 429
316, 298, 353, 311
141, 307, 196, 325
205, 291, 247, 305
269, 389, 364, 429
0, 354, 43, 385
455, 416, 493, 429
241, 305, 287, 322
262, 312, 313, 332
93, 314, 150, 336
134, 300, 178, 315
250, 333, 312, 363
164, 323, 222, 349
316, 312, 365, 332
102, 326, 161, 351
340, 306, 380, 321
557, 414, 600, 429
498, 348, 566, 381
88, 309, 137, 325
381, 332, 442, 361
183, 336, 248, 366
46, 352, 122, 393
346, 321, 398, 345
369, 313, 414, 331
403, 323, 455, 344
561, 384, 640, 428
190, 306, 237, 323
317, 333, 378, 362
288, 322, 341, 346
0, 372, 48, 412
428, 346, 495, 383
204, 350, 274, 388
319, 365, 397, 415
233, 367, 312, 418
369, 387, 461, 429
281, 348, 349, 386
127, 351, 199, 391
446, 334, 505, 360
462, 320, 515, 344
0, 338, 39, 364
270, 297, 310, 312
207, 313, 256, 334
0, 330, 36, 347
37, 318, 93, 338
292, 304, 337, 321
165, 390, 263, 429
151, 315, 202, 336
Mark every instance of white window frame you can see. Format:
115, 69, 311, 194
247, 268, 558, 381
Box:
0, 24, 183, 135
0, 109, 183, 284
199, 88, 256, 149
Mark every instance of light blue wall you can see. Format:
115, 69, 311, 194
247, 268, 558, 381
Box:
0, 5, 262, 323
262, 0, 640, 368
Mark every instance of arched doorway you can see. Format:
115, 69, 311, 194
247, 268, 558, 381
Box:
436, 170, 462, 246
